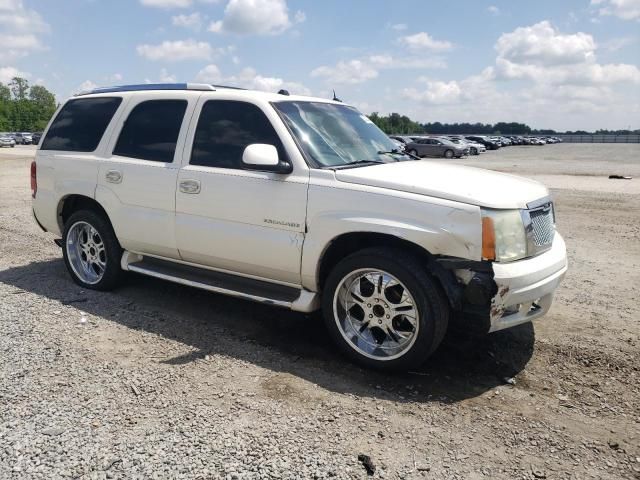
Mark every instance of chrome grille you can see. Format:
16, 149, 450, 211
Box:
529, 204, 555, 247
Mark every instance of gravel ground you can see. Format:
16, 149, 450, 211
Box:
1, 144, 639, 479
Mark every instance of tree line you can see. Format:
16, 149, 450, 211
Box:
0, 77, 58, 132
368, 112, 639, 136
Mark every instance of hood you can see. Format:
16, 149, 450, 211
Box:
334, 160, 549, 209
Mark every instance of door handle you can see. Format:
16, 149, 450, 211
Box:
105, 170, 122, 184
179, 179, 201, 194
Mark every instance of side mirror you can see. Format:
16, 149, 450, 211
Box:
242, 144, 291, 173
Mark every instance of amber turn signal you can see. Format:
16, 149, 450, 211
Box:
482, 216, 496, 260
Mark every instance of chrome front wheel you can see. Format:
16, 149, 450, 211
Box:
333, 269, 419, 361
66, 221, 107, 285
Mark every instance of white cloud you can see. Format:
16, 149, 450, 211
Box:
159, 68, 177, 82
311, 54, 446, 85
397, 32, 454, 52
591, 0, 640, 20
136, 39, 214, 61
311, 60, 379, 85
0, 34, 45, 61
194, 64, 311, 94
403, 80, 462, 104
197, 66, 309, 94
399, 21, 640, 130
76, 80, 98, 94
496, 21, 596, 66
602, 36, 636, 51
208, 0, 304, 35
0, 66, 29, 84
492, 21, 640, 86
390, 23, 407, 31
195, 64, 222, 83
487, 5, 500, 15
172, 12, 203, 30
224, 67, 310, 94
0, 0, 49, 61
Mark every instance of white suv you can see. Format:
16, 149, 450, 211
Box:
31, 83, 567, 370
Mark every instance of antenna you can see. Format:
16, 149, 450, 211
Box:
332, 89, 342, 102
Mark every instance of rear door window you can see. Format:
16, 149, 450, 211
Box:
41, 97, 122, 152
113, 100, 187, 163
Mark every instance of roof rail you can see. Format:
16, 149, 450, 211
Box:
211, 84, 247, 90
75, 83, 216, 96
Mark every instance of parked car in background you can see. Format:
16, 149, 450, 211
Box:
405, 137, 468, 158
31, 132, 43, 145
465, 135, 500, 150
0, 133, 16, 148
14, 132, 33, 145
389, 135, 413, 145
447, 136, 485, 155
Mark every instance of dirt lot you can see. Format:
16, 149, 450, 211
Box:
1, 144, 639, 479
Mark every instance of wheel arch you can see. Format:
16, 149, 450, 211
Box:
57, 194, 114, 233
316, 231, 461, 309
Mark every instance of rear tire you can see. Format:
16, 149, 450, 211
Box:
321, 248, 449, 370
62, 210, 123, 291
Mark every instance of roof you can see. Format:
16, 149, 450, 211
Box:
74, 82, 340, 105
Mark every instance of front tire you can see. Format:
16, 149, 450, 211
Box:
444, 149, 454, 159
322, 248, 449, 370
408, 149, 419, 157
62, 210, 122, 291
471, 147, 478, 155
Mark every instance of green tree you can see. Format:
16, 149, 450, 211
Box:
0, 78, 57, 131
29, 84, 57, 131
9, 77, 30, 100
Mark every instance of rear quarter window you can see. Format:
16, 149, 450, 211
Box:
41, 97, 122, 152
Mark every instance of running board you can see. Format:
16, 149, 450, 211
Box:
121, 252, 319, 313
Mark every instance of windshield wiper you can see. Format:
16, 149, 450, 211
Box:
329, 160, 386, 170
378, 149, 420, 160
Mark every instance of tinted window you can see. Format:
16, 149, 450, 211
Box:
42, 97, 122, 152
114, 100, 187, 163
191, 100, 285, 169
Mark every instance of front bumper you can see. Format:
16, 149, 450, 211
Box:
489, 234, 567, 332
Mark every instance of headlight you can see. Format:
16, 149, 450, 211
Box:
481, 209, 527, 262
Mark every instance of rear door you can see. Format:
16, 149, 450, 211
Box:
417, 139, 430, 156
96, 92, 198, 258
431, 139, 445, 156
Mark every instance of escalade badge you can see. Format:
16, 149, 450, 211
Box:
264, 218, 300, 228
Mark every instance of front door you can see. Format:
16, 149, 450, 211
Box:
175, 99, 308, 285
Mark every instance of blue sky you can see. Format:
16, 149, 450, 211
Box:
1, 0, 639, 130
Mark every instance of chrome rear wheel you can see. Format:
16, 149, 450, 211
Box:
66, 221, 107, 285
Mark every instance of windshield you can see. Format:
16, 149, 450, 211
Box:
273, 101, 411, 168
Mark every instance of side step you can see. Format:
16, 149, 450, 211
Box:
121, 252, 319, 312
